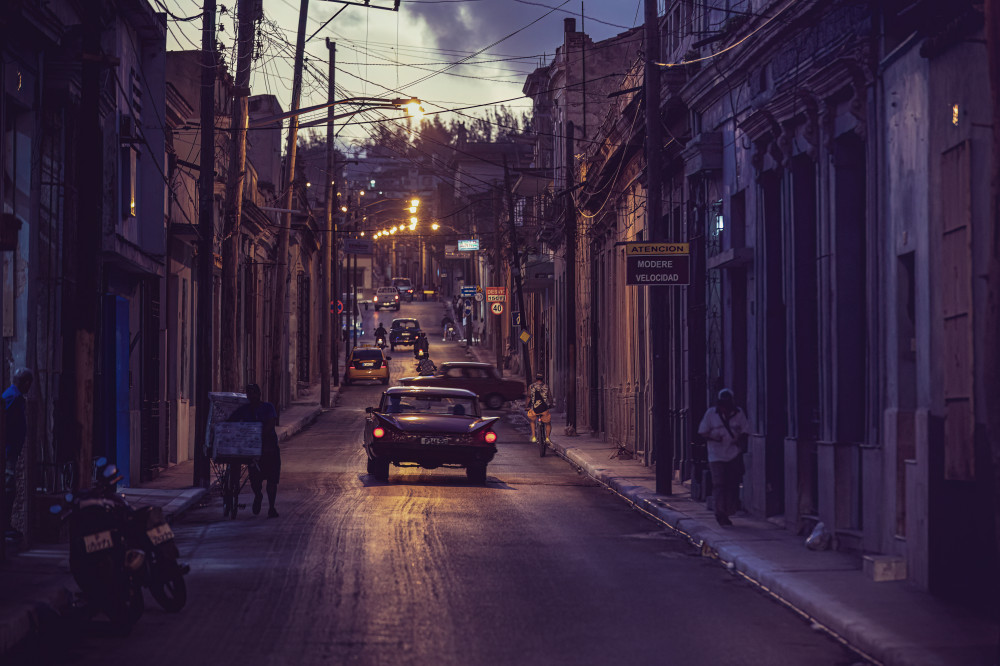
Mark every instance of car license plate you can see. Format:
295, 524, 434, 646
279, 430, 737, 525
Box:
421, 436, 450, 446
83, 530, 114, 553
360, 362, 374, 367
147, 523, 175, 546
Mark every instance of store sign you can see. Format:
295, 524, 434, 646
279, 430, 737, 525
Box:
485, 287, 506, 303
457, 239, 480, 251
623, 242, 690, 286
344, 239, 373, 255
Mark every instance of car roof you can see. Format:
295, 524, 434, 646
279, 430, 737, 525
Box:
377, 286, 397, 292
391, 318, 419, 324
391, 277, 411, 282
439, 361, 492, 369
384, 386, 477, 398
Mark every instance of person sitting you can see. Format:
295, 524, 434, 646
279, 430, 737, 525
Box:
452, 404, 466, 416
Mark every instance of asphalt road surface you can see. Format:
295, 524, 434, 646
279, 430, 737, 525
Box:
13, 300, 868, 666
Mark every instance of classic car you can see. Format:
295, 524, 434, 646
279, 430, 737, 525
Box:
388, 318, 422, 350
363, 386, 499, 483
398, 361, 525, 410
344, 345, 391, 385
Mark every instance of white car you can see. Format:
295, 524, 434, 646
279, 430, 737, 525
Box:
374, 286, 401, 311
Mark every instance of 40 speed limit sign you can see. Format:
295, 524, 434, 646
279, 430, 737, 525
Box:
490, 302, 504, 315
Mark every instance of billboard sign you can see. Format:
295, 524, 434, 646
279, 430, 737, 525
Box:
623, 242, 690, 286
457, 239, 480, 251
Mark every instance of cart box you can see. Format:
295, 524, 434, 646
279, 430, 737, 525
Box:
211, 422, 263, 458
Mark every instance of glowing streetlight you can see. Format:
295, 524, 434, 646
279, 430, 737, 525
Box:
340, 206, 348, 213
431, 222, 440, 230
409, 206, 417, 214
410, 216, 418, 225
411, 199, 420, 208
405, 101, 425, 120
409, 222, 417, 231
390, 227, 397, 234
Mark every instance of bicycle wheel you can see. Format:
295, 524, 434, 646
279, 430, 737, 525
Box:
538, 420, 546, 457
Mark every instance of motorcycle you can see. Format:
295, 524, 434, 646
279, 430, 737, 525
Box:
375, 335, 387, 350
444, 323, 457, 341
52, 458, 190, 630
52, 459, 145, 634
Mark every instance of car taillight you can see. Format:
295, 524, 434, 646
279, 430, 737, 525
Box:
484, 431, 497, 444
395, 295, 399, 301
374, 295, 379, 302
373, 427, 385, 438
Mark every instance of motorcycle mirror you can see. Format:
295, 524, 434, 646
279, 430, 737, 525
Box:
64, 492, 74, 503
365, 406, 374, 413
96, 456, 108, 468
49, 504, 62, 515
102, 465, 119, 479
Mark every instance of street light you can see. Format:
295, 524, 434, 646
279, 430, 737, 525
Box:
249, 95, 425, 128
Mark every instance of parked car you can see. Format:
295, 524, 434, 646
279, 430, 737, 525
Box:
389, 318, 421, 351
344, 345, 392, 385
363, 386, 499, 483
398, 361, 524, 410
374, 286, 400, 311
391, 277, 415, 302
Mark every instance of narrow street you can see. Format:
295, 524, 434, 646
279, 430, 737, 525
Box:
12, 303, 866, 666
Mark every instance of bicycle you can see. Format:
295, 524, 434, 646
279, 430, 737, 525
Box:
533, 411, 551, 457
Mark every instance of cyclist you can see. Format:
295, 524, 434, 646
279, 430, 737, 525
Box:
526, 372, 552, 444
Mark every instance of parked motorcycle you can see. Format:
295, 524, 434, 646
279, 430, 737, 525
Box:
52, 459, 145, 634
52, 458, 190, 632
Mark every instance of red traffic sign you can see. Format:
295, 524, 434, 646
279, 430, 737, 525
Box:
490, 302, 504, 315
330, 300, 344, 315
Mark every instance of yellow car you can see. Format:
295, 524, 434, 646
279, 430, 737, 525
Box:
344, 345, 391, 385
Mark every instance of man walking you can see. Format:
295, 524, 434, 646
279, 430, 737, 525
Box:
228, 384, 281, 518
4, 368, 32, 539
697, 389, 750, 526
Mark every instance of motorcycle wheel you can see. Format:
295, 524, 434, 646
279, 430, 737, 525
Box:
151, 566, 188, 612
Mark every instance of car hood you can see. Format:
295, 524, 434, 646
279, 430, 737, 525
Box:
376, 414, 499, 434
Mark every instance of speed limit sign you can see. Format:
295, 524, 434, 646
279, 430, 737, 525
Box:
490, 302, 504, 315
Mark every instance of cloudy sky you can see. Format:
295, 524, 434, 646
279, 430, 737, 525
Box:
164, 0, 646, 148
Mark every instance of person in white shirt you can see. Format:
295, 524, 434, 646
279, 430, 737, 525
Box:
697, 388, 750, 526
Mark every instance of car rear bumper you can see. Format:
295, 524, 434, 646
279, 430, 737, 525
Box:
368, 442, 496, 467
347, 369, 389, 381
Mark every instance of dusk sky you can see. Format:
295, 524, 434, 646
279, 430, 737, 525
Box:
164, 0, 646, 150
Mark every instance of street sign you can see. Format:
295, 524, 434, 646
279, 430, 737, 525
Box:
519, 329, 531, 344
485, 287, 506, 303
330, 300, 344, 315
512, 311, 521, 327
623, 242, 690, 286
457, 239, 480, 251
491, 302, 504, 315
474, 292, 484, 302
344, 239, 373, 255
460, 286, 479, 297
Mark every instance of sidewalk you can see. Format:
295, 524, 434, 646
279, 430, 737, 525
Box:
0, 395, 324, 657
463, 344, 997, 666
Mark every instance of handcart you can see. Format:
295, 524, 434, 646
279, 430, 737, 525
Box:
205, 393, 263, 519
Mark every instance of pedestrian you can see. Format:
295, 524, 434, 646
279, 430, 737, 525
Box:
526, 373, 552, 443
228, 383, 281, 518
4, 368, 32, 539
697, 388, 750, 526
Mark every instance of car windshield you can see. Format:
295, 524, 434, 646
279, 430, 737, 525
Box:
382, 393, 477, 416
353, 350, 383, 361
393, 320, 419, 330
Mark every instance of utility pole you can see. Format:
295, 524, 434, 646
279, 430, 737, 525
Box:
503, 155, 532, 390
221, 0, 255, 391
983, 5, 1000, 657
269, 0, 310, 408
565, 120, 577, 434
321, 39, 336, 404
644, 0, 671, 495
194, 0, 217, 488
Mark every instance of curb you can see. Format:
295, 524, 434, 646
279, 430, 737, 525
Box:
0, 583, 75, 657
545, 438, 886, 666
